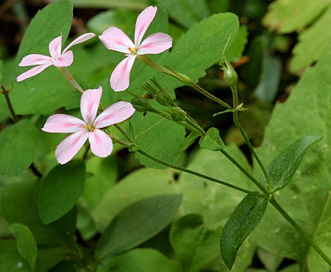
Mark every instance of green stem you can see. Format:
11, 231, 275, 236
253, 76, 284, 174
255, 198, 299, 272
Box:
230, 85, 271, 191
270, 198, 331, 267
137, 149, 251, 194
57, 67, 84, 94
1, 85, 19, 122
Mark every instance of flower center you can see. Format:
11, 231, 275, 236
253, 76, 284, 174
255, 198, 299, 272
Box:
84, 123, 95, 132
128, 46, 138, 54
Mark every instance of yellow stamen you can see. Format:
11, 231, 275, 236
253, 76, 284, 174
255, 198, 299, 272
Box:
128, 46, 138, 54
84, 124, 95, 132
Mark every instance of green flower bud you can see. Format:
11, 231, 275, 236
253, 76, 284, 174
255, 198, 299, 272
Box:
131, 96, 154, 112
170, 107, 187, 121
221, 58, 238, 87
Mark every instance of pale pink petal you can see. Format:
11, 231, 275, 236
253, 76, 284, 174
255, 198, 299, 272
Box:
42, 114, 86, 133
19, 54, 52, 66
16, 64, 52, 82
134, 6, 157, 46
62, 33, 96, 54
55, 131, 89, 164
80, 87, 102, 124
110, 56, 136, 91
95, 101, 135, 128
99, 27, 134, 54
138, 33, 172, 54
88, 129, 113, 158
53, 51, 73, 67
49, 36, 62, 60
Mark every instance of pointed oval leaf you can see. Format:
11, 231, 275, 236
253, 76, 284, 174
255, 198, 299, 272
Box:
199, 127, 224, 151
264, 135, 322, 192
0, 119, 38, 176
38, 160, 85, 224
95, 194, 182, 260
220, 192, 268, 269
9, 223, 37, 272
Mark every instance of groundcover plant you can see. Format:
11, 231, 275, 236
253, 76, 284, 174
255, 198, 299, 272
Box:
0, 0, 330, 271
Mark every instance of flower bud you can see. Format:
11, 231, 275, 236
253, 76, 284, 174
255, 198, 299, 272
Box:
131, 96, 154, 112
170, 107, 187, 121
221, 59, 238, 87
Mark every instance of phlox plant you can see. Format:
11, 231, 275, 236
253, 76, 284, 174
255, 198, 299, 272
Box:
0, 0, 331, 271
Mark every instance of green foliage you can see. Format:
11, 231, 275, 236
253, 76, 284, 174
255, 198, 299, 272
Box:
264, 135, 322, 192
0, 120, 38, 176
71, 0, 148, 9
38, 161, 86, 224
199, 127, 224, 151
263, 0, 331, 71
253, 44, 331, 269
220, 192, 268, 269
9, 223, 38, 272
0, 240, 29, 272
170, 214, 221, 272
95, 194, 182, 260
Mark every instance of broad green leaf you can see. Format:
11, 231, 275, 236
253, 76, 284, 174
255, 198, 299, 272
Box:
262, 0, 331, 71
262, 0, 329, 33
170, 214, 221, 272
95, 194, 182, 260
38, 161, 85, 224
225, 25, 248, 62
9, 223, 37, 272
220, 192, 268, 269
0, 120, 38, 176
156, 12, 239, 96
265, 135, 322, 192
100, 248, 179, 272
0, 240, 29, 272
1, 178, 77, 270
290, 6, 331, 71
91, 168, 177, 231
253, 44, 331, 268
132, 112, 186, 169
15, 0, 73, 80
155, 0, 210, 28
71, 0, 148, 9
199, 127, 224, 151
87, 9, 137, 34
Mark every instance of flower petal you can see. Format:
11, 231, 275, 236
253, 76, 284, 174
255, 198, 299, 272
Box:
49, 35, 62, 60
55, 131, 89, 164
138, 33, 172, 54
16, 64, 52, 82
80, 87, 102, 124
42, 114, 86, 133
62, 33, 96, 54
95, 101, 135, 128
53, 51, 74, 67
110, 56, 136, 91
89, 129, 113, 158
134, 6, 157, 46
18, 54, 52, 66
99, 27, 134, 54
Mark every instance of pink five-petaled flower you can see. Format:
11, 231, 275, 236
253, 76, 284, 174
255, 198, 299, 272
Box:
17, 33, 95, 82
99, 6, 172, 92
42, 86, 135, 164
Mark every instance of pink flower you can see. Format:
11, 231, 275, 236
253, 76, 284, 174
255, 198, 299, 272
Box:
99, 6, 172, 92
17, 33, 95, 82
42, 86, 135, 164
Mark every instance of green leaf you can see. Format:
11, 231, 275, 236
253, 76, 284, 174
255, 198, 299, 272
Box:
199, 127, 224, 151
95, 194, 182, 260
38, 161, 85, 224
253, 44, 331, 268
9, 223, 37, 272
170, 214, 221, 272
0, 120, 38, 176
15, 0, 73, 80
225, 25, 248, 62
132, 112, 186, 169
0, 240, 29, 272
100, 248, 179, 272
71, 0, 148, 9
220, 192, 268, 269
156, 12, 239, 96
265, 135, 322, 192
155, 0, 210, 28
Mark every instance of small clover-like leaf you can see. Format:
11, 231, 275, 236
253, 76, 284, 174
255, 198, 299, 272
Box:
199, 127, 224, 151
